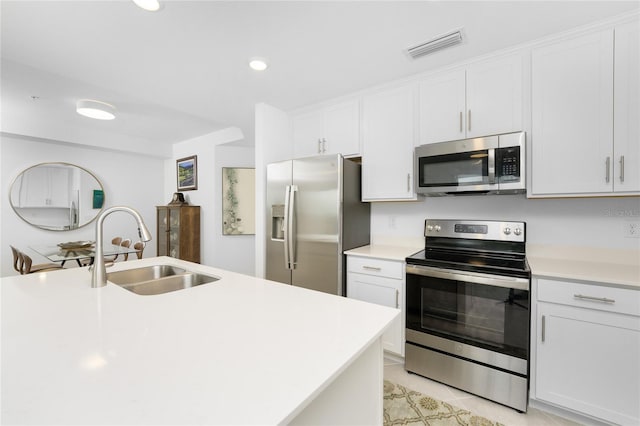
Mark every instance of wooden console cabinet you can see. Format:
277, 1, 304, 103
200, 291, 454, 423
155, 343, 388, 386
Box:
156, 206, 200, 263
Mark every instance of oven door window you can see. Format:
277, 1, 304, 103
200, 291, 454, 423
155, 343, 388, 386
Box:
406, 273, 529, 359
418, 150, 490, 188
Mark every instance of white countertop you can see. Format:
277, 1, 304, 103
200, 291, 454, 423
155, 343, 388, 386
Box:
0, 257, 398, 425
344, 244, 422, 261
527, 244, 640, 289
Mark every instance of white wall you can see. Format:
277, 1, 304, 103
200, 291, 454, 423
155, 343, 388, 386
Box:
371, 195, 640, 250
169, 129, 256, 276
1, 133, 165, 276
254, 103, 293, 278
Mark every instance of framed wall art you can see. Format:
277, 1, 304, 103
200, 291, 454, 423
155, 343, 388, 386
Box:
177, 155, 198, 191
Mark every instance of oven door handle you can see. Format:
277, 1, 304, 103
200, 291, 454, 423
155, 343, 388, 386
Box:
406, 264, 529, 291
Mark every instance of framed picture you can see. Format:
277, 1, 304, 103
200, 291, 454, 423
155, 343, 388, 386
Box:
177, 155, 198, 191
222, 167, 255, 235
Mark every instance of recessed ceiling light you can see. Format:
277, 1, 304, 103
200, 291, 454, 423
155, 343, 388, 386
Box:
132, 0, 161, 12
76, 99, 116, 120
249, 57, 268, 71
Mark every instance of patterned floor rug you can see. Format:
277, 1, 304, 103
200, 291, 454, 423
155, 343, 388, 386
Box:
383, 380, 505, 426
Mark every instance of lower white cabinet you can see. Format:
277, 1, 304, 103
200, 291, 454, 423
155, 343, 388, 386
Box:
534, 278, 640, 425
346, 256, 405, 357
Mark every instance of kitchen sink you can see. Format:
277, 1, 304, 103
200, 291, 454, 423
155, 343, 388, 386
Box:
107, 265, 219, 295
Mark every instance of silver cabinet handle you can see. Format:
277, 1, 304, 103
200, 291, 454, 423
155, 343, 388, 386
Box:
459, 111, 463, 132
541, 315, 546, 342
620, 155, 625, 183
574, 294, 615, 304
468, 110, 471, 132
322, 138, 327, 153
407, 173, 411, 192
606, 157, 611, 183
395, 289, 399, 309
362, 266, 381, 271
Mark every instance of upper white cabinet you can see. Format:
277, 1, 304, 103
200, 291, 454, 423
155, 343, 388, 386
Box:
531, 21, 640, 196
614, 20, 640, 194
292, 99, 360, 158
419, 53, 524, 145
16, 165, 71, 208
361, 84, 417, 201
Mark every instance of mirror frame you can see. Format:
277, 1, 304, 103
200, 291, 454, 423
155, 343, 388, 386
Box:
9, 162, 105, 231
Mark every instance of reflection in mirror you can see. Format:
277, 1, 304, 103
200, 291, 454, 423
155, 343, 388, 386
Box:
9, 162, 105, 231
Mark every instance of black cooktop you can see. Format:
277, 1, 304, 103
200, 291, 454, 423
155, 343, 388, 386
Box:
406, 248, 531, 279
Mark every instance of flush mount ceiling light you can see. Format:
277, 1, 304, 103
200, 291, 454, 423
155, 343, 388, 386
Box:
76, 99, 116, 120
406, 28, 463, 59
249, 57, 268, 71
132, 0, 161, 12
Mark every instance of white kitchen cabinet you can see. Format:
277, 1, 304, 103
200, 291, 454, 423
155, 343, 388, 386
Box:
292, 99, 360, 158
17, 165, 71, 208
418, 53, 523, 145
347, 256, 405, 357
361, 84, 417, 201
534, 278, 640, 425
614, 20, 640, 194
531, 23, 639, 196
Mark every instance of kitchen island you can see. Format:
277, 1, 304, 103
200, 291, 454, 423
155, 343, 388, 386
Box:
1, 257, 398, 425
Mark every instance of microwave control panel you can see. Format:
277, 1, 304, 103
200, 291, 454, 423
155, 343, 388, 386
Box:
496, 146, 520, 182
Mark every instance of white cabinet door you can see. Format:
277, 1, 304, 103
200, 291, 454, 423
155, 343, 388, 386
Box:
292, 99, 360, 158
362, 84, 416, 201
347, 271, 403, 356
614, 20, 640, 193
292, 110, 324, 158
418, 53, 523, 146
323, 100, 360, 156
531, 30, 615, 195
536, 302, 640, 425
419, 69, 466, 145
466, 53, 523, 138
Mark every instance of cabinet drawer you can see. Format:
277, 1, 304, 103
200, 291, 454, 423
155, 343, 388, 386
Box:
347, 256, 403, 279
538, 278, 640, 317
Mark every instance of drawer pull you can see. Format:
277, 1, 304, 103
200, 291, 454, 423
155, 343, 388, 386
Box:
362, 266, 382, 271
395, 289, 399, 309
573, 294, 615, 304
541, 315, 546, 343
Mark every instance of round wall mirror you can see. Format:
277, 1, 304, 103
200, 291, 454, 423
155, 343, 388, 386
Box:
9, 162, 105, 231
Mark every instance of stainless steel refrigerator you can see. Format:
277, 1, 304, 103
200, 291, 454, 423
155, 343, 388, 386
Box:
266, 154, 370, 296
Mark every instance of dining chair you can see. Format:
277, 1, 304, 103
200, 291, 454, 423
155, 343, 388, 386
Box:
130, 241, 146, 260
10, 245, 22, 273
120, 239, 132, 261
13, 247, 63, 274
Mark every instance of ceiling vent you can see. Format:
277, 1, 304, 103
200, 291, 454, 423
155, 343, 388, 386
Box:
407, 29, 463, 59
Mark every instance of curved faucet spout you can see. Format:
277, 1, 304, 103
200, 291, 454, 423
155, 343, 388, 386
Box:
91, 206, 152, 288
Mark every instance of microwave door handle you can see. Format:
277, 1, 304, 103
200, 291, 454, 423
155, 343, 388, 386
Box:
488, 149, 496, 184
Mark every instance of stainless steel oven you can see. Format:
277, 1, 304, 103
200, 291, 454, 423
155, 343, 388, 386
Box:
405, 219, 530, 412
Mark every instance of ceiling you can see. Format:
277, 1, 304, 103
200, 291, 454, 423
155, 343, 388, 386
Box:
2, 1, 638, 157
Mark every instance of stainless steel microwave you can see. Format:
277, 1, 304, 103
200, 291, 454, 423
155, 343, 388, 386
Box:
415, 132, 526, 196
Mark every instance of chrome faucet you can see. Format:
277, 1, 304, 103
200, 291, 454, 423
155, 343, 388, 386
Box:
91, 206, 152, 288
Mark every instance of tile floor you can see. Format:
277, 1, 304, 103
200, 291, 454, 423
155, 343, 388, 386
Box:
384, 358, 581, 426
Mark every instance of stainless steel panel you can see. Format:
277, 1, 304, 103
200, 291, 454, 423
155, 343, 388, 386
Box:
291, 155, 342, 295
405, 329, 528, 375
424, 219, 526, 242
415, 135, 499, 157
405, 342, 529, 412
266, 161, 292, 285
405, 264, 530, 291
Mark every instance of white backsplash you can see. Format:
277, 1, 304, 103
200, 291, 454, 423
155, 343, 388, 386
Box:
371, 194, 640, 250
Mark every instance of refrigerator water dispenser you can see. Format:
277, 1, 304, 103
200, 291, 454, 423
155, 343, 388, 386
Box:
271, 204, 285, 240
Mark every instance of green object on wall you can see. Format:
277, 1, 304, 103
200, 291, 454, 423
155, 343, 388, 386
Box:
93, 189, 104, 209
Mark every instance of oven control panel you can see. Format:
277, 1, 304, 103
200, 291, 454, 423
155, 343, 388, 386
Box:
424, 219, 525, 242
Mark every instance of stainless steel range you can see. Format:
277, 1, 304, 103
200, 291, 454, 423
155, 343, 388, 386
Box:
405, 219, 530, 412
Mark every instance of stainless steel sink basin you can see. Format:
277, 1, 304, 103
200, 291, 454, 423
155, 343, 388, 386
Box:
107, 265, 219, 295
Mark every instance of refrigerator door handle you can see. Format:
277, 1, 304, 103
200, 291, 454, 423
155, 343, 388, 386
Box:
283, 185, 292, 270
288, 185, 298, 269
